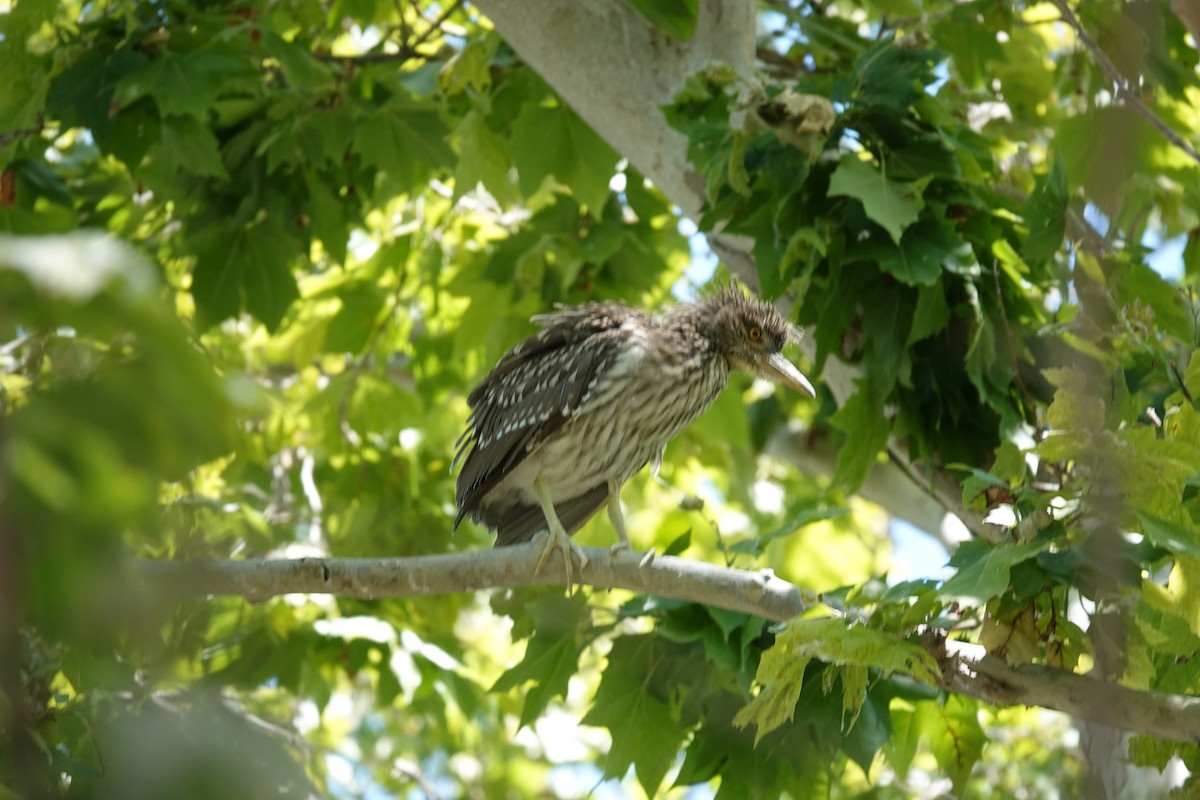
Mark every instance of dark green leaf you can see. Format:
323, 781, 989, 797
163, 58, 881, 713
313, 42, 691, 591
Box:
1022, 158, 1067, 266
117, 51, 252, 118
354, 101, 454, 195
829, 380, 889, 490
10, 159, 72, 207
908, 275, 950, 344
46, 49, 149, 138
940, 539, 1050, 602
582, 636, 686, 796
190, 219, 300, 330
491, 625, 580, 728
511, 103, 618, 213
853, 39, 942, 109
828, 156, 922, 243
149, 116, 230, 180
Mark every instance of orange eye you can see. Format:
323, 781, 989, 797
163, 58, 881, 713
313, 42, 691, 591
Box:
748, 326, 763, 342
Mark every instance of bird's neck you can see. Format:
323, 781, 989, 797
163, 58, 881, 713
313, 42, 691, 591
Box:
652, 309, 726, 375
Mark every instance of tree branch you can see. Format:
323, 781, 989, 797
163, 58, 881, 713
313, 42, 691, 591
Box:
944, 643, 1200, 747
0, 124, 47, 147
1173, 0, 1200, 49
1050, 0, 1200, 167
134, 545, 817, 621
135, 550, 1200, 745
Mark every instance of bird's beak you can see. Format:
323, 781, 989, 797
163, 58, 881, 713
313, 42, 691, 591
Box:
761, 351, 816, 397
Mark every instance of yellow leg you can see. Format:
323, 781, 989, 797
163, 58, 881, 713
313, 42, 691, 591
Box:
532, 476, 588, 594
607, 483, 630, 554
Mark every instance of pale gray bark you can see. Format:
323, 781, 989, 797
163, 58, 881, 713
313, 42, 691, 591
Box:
134, 548, 1200, 746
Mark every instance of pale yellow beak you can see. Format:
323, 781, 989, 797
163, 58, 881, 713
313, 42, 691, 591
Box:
761, 351, 816, 397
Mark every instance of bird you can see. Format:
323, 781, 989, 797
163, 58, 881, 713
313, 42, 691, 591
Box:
452, 286, 816, 592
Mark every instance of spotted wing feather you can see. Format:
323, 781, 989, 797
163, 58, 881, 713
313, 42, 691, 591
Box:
453, 302, 647, 530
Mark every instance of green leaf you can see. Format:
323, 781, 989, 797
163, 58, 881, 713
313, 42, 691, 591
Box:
325, 284, 385, 354
853, 39, 942, 109
828, 156, 922, 243
907, 275, 950, 344
149, 115, 230, 180
453, 110, 514, 203
625, 0, 699, 40
438, 37, 496, 96
190, 219, 300, 331
663, 528, 692, 556
876, 219, 958, 287
582, 636, 686, 796
354, 101, 453, 195
829, 381, 889, 490
860, 282, 912, 395
733, 646, 812, 745
1137, 512, 1200, 560
884, 701, 921, 779
9, 159, 72, 207
917, 695, 985, 794
46, 49, 149, 138
260, 30, 336, 90
939, 539, 1051, 602
117, 51, 251, 118
736, 616, 937, 744
1022, 158, 1067, 266
95, 98, 161, 165
491, 625, 580, 728
0, 0, 55, 132
306, 174, 349, 264
511, 102, 618, 213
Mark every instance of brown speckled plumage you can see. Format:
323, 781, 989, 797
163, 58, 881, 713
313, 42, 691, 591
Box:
453, 287, 814, 587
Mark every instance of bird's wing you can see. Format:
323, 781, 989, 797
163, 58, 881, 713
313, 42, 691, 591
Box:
454, 302, 648, 528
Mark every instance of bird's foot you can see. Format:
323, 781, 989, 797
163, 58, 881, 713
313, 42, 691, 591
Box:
609, 540, 631, 556
535, 526, 588, 595
638, 548, 657, 568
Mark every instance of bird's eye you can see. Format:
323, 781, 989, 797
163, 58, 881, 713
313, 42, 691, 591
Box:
748, 326, 763, 342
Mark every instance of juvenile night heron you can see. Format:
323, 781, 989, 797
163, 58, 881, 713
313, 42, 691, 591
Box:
453, 287, 815, 590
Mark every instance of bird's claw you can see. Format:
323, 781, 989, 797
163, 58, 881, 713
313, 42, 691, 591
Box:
638, 548, 657, 568
535, 526, 588, 596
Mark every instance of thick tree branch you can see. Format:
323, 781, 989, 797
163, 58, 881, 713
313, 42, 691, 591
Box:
134, 545, 817, 620
1174, 0, 1200, 48
944, 643, 1200, 748
135, 550, 1200, 745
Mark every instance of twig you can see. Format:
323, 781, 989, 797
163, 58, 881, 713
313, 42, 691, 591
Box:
313, 47, 437, 65
1050, 0, 1200, 167
0, 125, 47, 148
409, 0, 464, 50
133, 547, 1200, 744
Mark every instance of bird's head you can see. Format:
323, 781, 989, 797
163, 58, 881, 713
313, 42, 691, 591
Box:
698, 288, 816, 397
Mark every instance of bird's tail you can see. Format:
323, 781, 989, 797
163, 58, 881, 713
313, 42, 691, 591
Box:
492, 484, 610, 548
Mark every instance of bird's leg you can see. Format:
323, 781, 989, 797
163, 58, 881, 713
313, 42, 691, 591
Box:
608, 481, 656, 565
607, 482, 630, 555
532, 476, 588, 594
